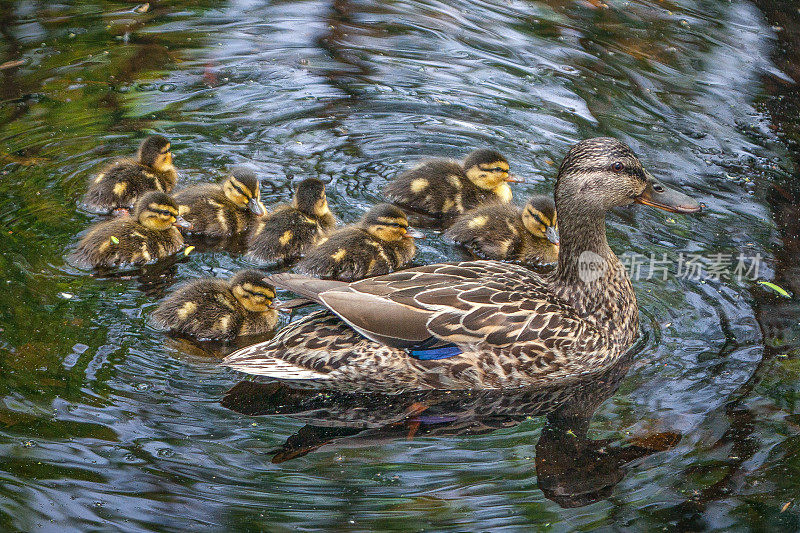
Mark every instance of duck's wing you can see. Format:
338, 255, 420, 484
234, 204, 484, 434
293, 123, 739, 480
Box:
270, 260, 573, 350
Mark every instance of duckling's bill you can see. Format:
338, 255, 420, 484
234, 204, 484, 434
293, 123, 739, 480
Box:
174, 215, 193, 229
405, 226, 424, 238
545, 226, 559, 245
248, 196, 266, 216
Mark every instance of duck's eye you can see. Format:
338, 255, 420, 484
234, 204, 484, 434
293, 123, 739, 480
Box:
611, 162, 624, 172
653, 183, 665, 193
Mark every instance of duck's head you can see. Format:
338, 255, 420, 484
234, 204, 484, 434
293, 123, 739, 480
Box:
555, 138, 701, 216
522, 195, 559, 245
223, 167, 266, 216
135, 191, 192, 231
463, 149, 517, 201
294, 178, 330, 218
362, 204, 423, 242
230, 269, 276, 312
138, 135, 174, 174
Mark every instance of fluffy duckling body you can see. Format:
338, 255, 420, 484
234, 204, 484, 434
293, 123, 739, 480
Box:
248, 178, 336, 263
152, 270, 278, 341
83, 135, 178, 212
384, 149, 516, 223
446, 195, 559, 265
74, 191, 190, 268
174, 167, 266, 237
296, 204, 421, 281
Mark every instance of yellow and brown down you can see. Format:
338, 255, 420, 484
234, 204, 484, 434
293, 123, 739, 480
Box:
152, 269, 278, 341
296, 204, 421, 281
73, 191, 189, 268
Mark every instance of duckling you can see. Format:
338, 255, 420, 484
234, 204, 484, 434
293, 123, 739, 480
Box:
248, 178, 336, 263
296, 204, 422, 281
73, 191, 190, 268
152, 269, 278, 341
384, 148, 518, 223
83, 135, 178, 213
446, 195, 559, 265
173, 167, 266, 237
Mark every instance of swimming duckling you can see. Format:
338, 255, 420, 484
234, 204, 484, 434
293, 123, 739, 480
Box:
248, 178, 336, 263
152, 269, 278, 341
445, 195, 559, 265
173, 167, 266, 237
384, 148, 518, 223
83, 135, 178, 213
296, 204, 422, 281
73, 191, 190, 268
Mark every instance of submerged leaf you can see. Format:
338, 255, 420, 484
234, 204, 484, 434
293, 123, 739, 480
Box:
758, 281, 791, 298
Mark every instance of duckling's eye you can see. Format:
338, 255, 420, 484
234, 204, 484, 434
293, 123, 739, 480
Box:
611, 162, 624, 172
150, 208, 173, 217
653, 183, 665, 193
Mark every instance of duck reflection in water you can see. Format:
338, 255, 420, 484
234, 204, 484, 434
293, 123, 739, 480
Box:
221, 345, 680, 508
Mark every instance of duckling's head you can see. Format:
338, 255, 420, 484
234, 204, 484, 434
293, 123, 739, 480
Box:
223, 167, 266, 216
230, 269, 276, 313
522, 196, 559, 245
362, 204, 423, 242
294, 178, 330, 218
135, 191, 192, 231
138, 135, 174, 173
554, 138, 701, 216
463, 149, 514, 200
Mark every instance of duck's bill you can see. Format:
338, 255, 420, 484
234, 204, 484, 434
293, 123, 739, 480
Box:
405, 227, 425, 238
173, 216, 193, 229
635, 179, 701, 214
505, 174, 525, 183
248, 197, 266, 216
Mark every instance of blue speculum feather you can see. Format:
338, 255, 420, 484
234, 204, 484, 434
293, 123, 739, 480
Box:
409, 345, 462, 360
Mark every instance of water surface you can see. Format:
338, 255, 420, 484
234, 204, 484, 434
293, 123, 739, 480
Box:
1, 0, 800, 530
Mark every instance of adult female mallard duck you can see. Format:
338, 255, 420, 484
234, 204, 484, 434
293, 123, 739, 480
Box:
224, 138, 701, 391
73, 191, 190, 268
383, 148, 519, 223
173, 166, 266, 237
83, 135, 178, 213
295, 204, 423, 281
445, 195, 559, 265
152, 269, 278, 341
247, 178, 336, 263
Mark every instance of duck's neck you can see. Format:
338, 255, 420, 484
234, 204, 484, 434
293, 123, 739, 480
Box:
549, 187, 637, 344
554, 205, 614, 284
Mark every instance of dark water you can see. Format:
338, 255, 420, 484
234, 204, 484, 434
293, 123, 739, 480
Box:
1, 0, 800, 530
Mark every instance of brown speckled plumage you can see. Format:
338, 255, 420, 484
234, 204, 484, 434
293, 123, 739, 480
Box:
224, 138, 701, 391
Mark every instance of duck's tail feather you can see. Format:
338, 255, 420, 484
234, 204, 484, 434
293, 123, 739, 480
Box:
223, 340, 331, 381
266, 273, 348, 305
